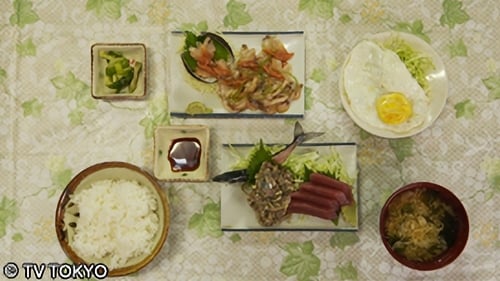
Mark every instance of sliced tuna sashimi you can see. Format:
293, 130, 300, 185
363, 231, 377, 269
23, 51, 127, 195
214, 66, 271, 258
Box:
287, 200, 339, 221
299, 182, 349, 206
309, 173, 354, 204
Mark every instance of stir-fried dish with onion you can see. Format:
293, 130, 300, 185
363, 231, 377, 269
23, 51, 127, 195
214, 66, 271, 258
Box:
185, 33, 302, 114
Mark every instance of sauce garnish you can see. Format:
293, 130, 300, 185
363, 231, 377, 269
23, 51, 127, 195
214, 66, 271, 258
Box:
167, 138, 201, 172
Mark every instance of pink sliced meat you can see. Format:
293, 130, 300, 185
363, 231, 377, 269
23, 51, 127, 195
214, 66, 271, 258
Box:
299, 182, 349, 206
287, 200, 339, 221
309, 173, 354, 204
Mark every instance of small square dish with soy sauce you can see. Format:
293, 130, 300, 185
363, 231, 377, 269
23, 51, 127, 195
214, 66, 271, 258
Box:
154, 125, 210, 181
91, 43, 146, 100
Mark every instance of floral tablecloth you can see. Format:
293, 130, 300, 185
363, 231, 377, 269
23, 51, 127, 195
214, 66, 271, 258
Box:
1, 0, 499, 280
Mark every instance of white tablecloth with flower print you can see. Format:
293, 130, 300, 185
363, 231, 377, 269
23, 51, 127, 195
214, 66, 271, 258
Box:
1, 0, 498, 280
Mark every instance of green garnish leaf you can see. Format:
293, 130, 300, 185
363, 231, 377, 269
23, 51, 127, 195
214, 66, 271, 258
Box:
245, 140, 273, 184
183, 31, 199, 51
181, 31, 232, 75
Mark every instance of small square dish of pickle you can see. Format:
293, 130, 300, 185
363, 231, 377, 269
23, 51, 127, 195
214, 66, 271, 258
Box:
91, 43, 146, 99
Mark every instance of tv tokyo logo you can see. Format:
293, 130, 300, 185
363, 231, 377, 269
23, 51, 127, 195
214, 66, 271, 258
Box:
3, 262, 109, 279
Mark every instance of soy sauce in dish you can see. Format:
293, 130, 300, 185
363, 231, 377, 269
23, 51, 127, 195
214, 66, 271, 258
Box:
168, 138, 201, 172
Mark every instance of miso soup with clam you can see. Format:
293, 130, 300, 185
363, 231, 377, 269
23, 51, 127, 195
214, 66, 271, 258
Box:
379, 182, 470, 271
382, 187, 459, 262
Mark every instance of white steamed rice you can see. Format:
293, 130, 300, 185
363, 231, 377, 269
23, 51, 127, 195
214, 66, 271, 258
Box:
68, 179, 160, 269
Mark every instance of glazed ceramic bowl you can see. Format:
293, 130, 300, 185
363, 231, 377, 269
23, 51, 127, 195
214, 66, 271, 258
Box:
55, 161, 169, 276
379, 182, 468, 271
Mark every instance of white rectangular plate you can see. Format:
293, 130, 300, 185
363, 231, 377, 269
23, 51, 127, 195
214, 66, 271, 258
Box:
219, 143, 359, 231
169, 31, 305, 118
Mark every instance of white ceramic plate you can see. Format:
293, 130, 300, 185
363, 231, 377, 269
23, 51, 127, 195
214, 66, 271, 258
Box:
169, 31, 305, 118
219, 143, 358, 231
339, 31, 448, 138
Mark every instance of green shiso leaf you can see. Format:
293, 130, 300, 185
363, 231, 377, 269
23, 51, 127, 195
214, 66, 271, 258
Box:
245, 139, 273, 184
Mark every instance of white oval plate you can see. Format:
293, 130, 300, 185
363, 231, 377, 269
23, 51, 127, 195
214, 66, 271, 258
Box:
339, 31, 448, 138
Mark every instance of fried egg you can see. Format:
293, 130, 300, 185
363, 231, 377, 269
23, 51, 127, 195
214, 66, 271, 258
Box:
342, 40, 430, 133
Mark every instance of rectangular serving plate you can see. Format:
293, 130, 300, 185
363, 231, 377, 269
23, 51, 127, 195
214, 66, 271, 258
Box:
169, 31, 305, 118
219, 143, 359, 231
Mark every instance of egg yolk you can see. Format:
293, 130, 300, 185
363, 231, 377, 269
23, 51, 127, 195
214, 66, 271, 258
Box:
376, 92, 413, 124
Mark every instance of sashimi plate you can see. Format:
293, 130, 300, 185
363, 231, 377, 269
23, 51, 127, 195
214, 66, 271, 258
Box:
169, 31, 305, 118
219, 143, 358, 231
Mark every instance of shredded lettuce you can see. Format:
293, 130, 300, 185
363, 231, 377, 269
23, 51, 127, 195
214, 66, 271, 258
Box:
383, 37, 435, 93
282, 147, 353, 185
229, 141, 353, 185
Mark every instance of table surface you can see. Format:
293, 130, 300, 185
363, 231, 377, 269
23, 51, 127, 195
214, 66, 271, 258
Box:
1, 0, 499, 280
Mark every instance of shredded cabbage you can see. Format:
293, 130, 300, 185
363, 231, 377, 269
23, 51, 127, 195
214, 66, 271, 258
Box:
230, 142, 353, 184
282, 147, 353, 185
382, 37, 435, 94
